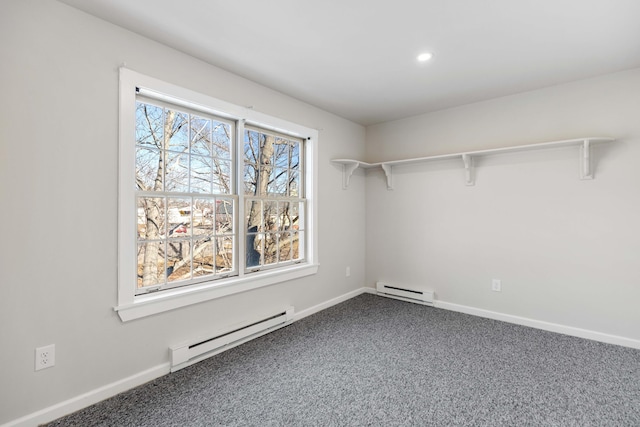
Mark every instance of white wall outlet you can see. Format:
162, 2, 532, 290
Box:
346, 266, 351, 277
492, 279, 502, 292
35, 344, 55, 371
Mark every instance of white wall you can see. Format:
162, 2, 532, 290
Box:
365, 68, 640, 342
0, 1, 366, 424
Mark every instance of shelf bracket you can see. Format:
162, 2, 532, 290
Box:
341, 162, 359, 189
580, 139, 593, 180
462, 154, 474, 186
381, 163, 393, 190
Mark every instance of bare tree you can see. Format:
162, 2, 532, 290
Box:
135, 103, 300, 286
247, 133, 274, 229
138, 107, 184, 286
244, 132, 301, 267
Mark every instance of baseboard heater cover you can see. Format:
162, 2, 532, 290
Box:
170, 306, 294, 372
376, 282, 434, 305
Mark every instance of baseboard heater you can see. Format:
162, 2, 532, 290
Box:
170, 306, 294, 372
376, 282, 434, 305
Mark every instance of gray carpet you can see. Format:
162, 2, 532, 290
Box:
46, 294, 640, 426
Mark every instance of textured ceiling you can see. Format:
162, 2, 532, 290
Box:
58, 0, 640, 125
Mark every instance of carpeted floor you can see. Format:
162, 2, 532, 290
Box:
46, 294, 640, 426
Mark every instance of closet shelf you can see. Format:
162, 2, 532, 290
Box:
332, 137, 614, 189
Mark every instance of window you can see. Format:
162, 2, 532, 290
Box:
135, 99, 236, 293
244, 127, 305, 271
118, 69, 318, 321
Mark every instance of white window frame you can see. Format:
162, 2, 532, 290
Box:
117, 68, 318, 321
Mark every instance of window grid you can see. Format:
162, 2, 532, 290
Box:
135, 98, 236, 294
243, 127, 305, 272
133, 97, 307, 294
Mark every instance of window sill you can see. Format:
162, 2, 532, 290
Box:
114, 263, 319, 322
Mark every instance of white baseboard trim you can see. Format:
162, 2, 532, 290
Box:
4, 287, 369, 427
10, 287, 636, 427
3, 363, 170, 427
434, 300, 640, 350
293, 286, 370, 322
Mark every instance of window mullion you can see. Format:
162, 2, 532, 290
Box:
237, 119, 246, 276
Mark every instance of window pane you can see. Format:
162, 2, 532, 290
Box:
193, 198, 215, 235
216, 198, 234, 234
137, 241, 165, 288
279, 231, 292, 262
212, 121, 231, 159
136, 147, 161, 191
244, 164, 257, 195
215, 236, 234, 273
251, 131, 274, 198
290, 141, 300, 170
276, 202, 291, 231
190, 155, 212, 193
291, 201, 303, 231
166, 110, 189, 152
213, 159, 231, 194
293, 231, 302, 260
274, 138, 289, 168
137, 197, 166, 240
168, 198, 192, 236
246, 232, 262, 268
165, 151, 189, 192
244, 130, 260, 165
268, 168, 288, 195
167, 239, 191, 282
264, 232, 278, 265
263, 201, 278, 232
289, 171, 300, 197
136, 102, 163, 149
190, 116, 211, 156
193, 239, 214, 278
246, 200, 262, 232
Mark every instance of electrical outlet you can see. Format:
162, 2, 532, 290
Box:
492, 279, 501, 292
346, 266, 351, 277
35, 344, 55, 371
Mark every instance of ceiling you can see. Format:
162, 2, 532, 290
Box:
58, 0, 640, 125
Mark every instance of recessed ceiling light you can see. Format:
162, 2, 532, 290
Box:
417, 52, 433, 62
